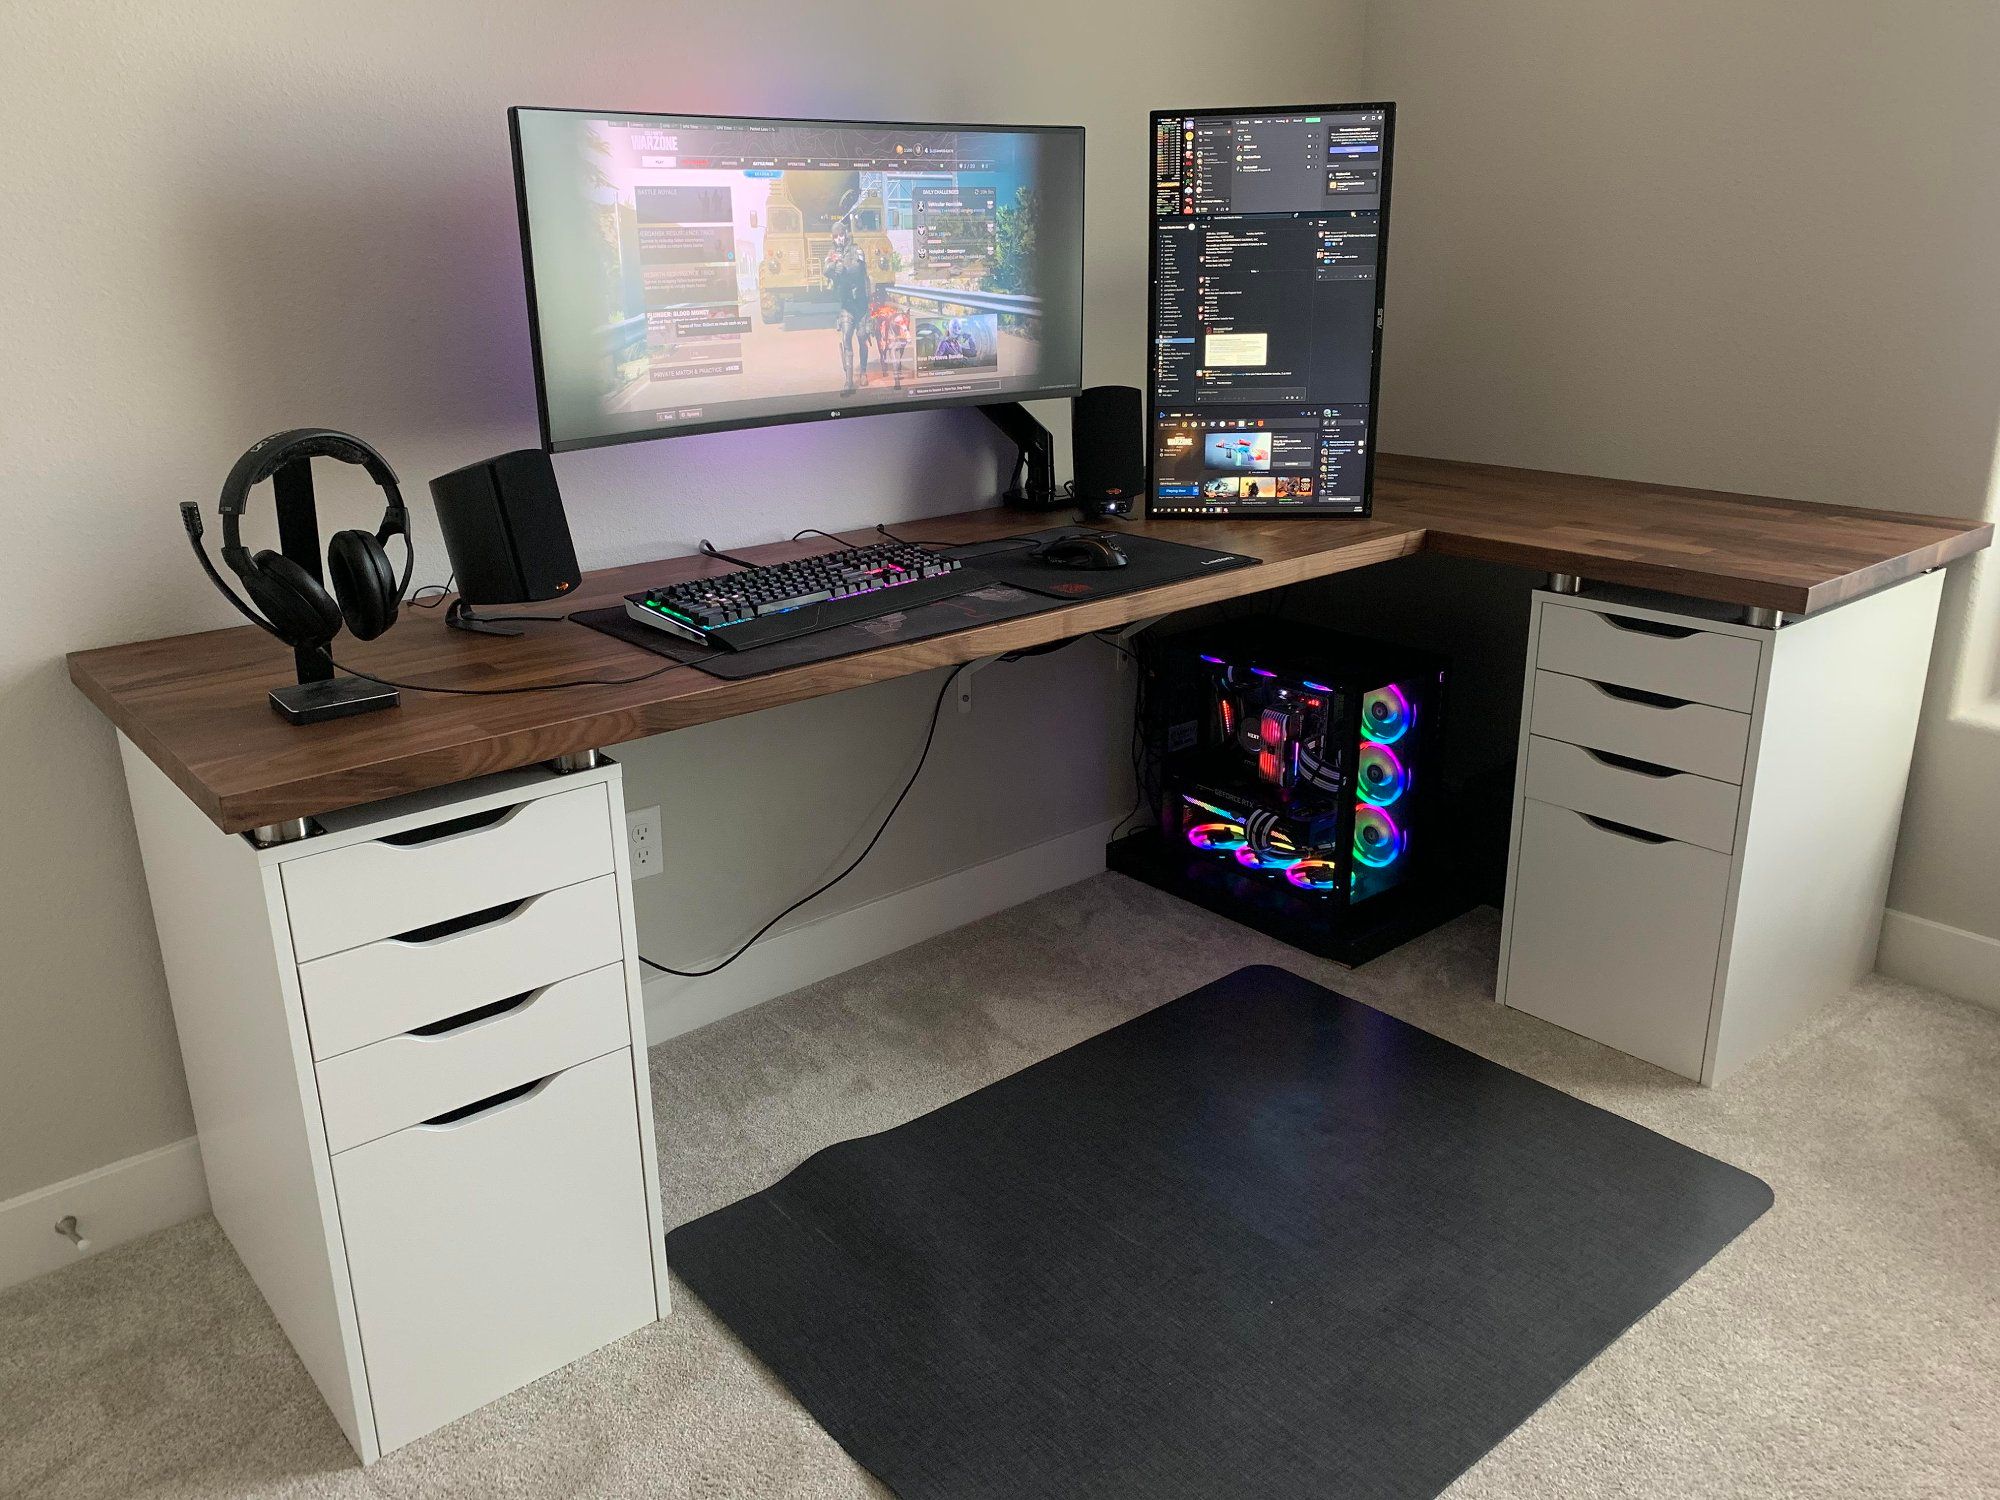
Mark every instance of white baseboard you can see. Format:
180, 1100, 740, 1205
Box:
642, 818, 1115, 1045
0, 1136, 209, 1294
1877, 908, 2000, 1011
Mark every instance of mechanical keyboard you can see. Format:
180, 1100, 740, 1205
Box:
623, 539, 971, 652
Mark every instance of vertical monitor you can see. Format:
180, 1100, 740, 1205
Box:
510, 108, 1085, 453
1147, 103, 1393, 517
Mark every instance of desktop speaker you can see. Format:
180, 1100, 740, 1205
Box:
1072, 385, 1143, 520
428, 449, 581, 605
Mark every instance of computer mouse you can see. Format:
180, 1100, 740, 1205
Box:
1038, 534, 1130, 571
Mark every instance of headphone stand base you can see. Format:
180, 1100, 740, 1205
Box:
270, 676, 400, 726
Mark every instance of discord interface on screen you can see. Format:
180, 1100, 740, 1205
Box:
1150, 108, 1386, 515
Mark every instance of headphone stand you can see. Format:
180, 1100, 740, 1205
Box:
269, 675, 401, 725
267, 455, 400, 724
270, 457, 335, 687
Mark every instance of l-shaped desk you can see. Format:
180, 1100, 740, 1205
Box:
64, 453, 1993, 1460
71, 453, 1991, 837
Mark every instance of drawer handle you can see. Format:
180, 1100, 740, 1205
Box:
1582, 746, 1680, 779
389, 894, 537, 946
377, 802, 525, 849
421, 1074, 555, 1129
1591, 679, 1690, 710
1579, 812, 1674, 845
407, 988, 536, 1038
1597, 614, 1699, 640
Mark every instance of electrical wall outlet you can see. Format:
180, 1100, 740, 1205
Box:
625, 805, 663, 879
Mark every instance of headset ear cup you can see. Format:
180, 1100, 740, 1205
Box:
246, 551, 343, 647
326, 529, 398, 640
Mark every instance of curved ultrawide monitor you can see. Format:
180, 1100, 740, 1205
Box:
510, 108, 1086, 453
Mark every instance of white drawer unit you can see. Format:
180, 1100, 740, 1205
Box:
1522, 735, 1740, 854
298, 875, 625, 1060
332, 1050, 660, 1454
1536, 600, 1762, 711
1505, 800, 1728, 1078
117, 750, 671, 1464
314, 965, 633, 1154
282, 785, 617, 961
1529, 669, 1751, 783
1499, 577, 1947, 1084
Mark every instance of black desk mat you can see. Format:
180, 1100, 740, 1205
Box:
573, 530, 1263, 680
571, 582, 1051, 681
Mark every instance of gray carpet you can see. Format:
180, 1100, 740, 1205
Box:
3, 873, 1997, 1498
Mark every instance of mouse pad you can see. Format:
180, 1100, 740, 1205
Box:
570, 581, 1056, 681
947, 527, 1261, 602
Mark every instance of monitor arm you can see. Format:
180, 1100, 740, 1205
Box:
980, 402, 1066, 511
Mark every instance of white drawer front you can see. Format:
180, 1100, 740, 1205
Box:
1523, 735, 1741, 855
331, 1050, 658, 1454
1504, 800, 1727, 1079
1530, 670, 1752, 783
316, 965, 632, 1154
282, 786, 615, 962
1537, 602, 1762, 712
299, 875, 624, 1060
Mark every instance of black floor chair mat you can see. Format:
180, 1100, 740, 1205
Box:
667, 965, 1772, 1500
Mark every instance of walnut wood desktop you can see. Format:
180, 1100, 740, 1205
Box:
69, 454, 1991, 835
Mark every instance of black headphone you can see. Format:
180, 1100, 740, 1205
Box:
183, 429, 413, 647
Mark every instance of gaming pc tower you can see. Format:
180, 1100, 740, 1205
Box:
1108, 619, 1453, 964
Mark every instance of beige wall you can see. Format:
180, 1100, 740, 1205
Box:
0, 1, 1367, 1201
17, 0, 1993, 1207
1360, 1, 2000, 943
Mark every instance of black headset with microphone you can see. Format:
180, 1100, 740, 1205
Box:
182, 428, 414, 650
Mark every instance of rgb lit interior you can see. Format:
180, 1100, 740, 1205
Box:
1174, 658, 1424, 901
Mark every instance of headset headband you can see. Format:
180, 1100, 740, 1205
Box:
218, 428, 408, 554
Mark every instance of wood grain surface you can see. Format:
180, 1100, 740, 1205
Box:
68, 453, 1990, 833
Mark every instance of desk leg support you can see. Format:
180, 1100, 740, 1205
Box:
1110, 616, 1162, 664
1547, 572, 1585, 595
549, 749, 605, 774
956, 656, 1002, 716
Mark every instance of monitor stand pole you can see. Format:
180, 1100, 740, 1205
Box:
979, 402, 1067, 511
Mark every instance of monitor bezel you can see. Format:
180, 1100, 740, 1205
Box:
1143, 100, 1395, 521
509, 106, 1087, 455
